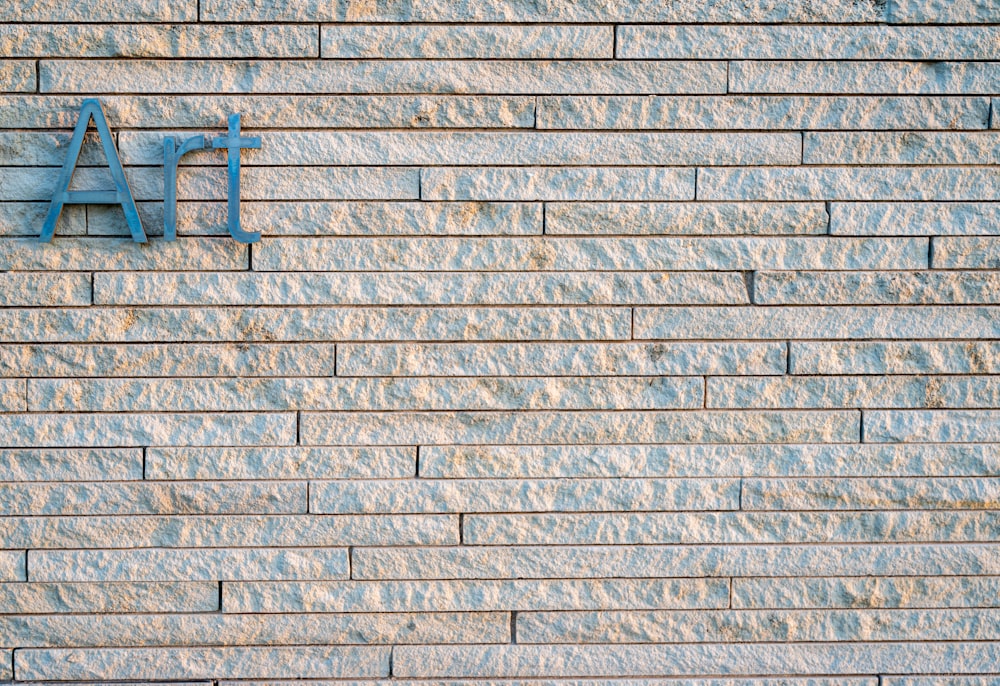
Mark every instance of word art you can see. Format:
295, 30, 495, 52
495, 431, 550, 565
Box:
40, 99, 262, 244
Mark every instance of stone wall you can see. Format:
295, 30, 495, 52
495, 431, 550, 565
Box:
2, 0, 1000, 681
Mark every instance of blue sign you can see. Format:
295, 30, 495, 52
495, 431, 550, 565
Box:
42, 100, 262, 244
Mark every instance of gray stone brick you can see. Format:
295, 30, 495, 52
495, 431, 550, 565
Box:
122, 131, 802, 167
0, 131, 109, 166
0, 612, 508, 649
0, 307, 629, 343
337, 342, 786, 377
934, 237, 1000, 269
889, 0, 1000, 23
0, 60, 36, 92
744, 477, 1000, 510
755, 271, 1000, 305
310, 477, 737, 514
463, 511, 1000, 545
635, 306, 1000, 340
805, 132, 1000, 165
0, 94, 537, 129
538, 95, 990, 131
0, 448, 142, 481
732, 61, 1000, 95
545, 203, 827, 236
709, 375, 1000, 410
423, 167, 694, 201
0, 378, 24, 411
15, 646, 389, 681
733, 576, 1000, 609
0, 412, 296, 447
352, 543, 1000, 580
32, 376, 704, 412
0, 203, 84, 237
224, 578, 729, 613
791, 341, 1000, 375
1, 514, 456, 550
699, 167, 1000, 201
321, 24, 612, 59
145, 447, 415, 480
40, 59, 727, 95
0, 343, 337, 378
0, 582, 218, 614
0, 273, 90, 307
301, 410, 859, 446
88, 201, 542, 238
0, 0, 195, 21
0, 237, 246, 271
253, 236, 924, 272
28, 548, 350, 582
392, 643, 1000, 677
865, 410, 1000, 443
619, 26, 1000, 60
96, 272, 748, 306
0, 24, 317, 58
0, 481, 307, 516
517, 608, 1000, 644
200, 0, 888, 23
420, 444, 1000, 479
832, 202, 1000, 236
0, 552, 26, 582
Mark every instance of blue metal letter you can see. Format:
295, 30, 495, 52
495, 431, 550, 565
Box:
163, 135, 206, 241
40, 99, 146, 243
212, 114, 261, 244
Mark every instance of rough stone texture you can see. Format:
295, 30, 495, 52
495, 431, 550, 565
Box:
3, 4, 999, 682
619, 26, 1000, 60
538, 96, 991, 131
832, 203, 1000, 236
0, 448, 143, 481
39, 60, 727, 95
731, 61, 1000, 95
754, 271, 1000, 305
301, 410, 860, 446
0, 24, 318, 58
337, 342, 787, 376
225, 578, 728, 613
16, 646, 390, 680
0, 60, 35, 92
145, 446, 415, 480
252, 236, 926, 271
322, 24, 612, 59
0, 612, 509, 648
420, 444, 1000, 478
462, 511, 1000, 545
309, 477, 738, 513
29, 548, 351, 582
545, 203, 828, 236
30, 376, 705, 412
1, 514, 457, 549
791, 342, 1000, 375
700, 167, 1000, 201
95, 272, 748, 306
392, 644, 1000, 677
0, 582, 219, 614
0, 95, 538, 129
708, 375, 1000, 409
121, 131, 802, 166
517, 608, 1000, 643
733, 576, 1000, 609
0, 481, 307, 515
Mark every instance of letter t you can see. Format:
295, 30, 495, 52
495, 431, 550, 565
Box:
212, 114, 261, 244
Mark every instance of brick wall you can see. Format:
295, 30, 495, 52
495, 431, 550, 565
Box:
2, 0, 1000, 681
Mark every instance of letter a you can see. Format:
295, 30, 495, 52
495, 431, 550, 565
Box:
40, 99, 146, 243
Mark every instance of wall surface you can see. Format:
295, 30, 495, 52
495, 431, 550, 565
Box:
1, 0, 1000, 682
